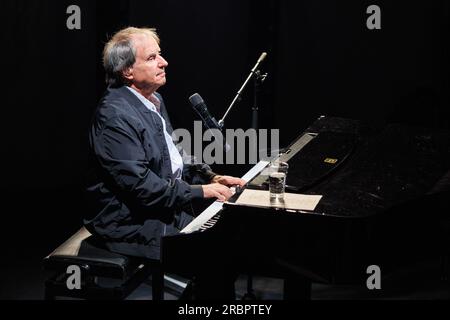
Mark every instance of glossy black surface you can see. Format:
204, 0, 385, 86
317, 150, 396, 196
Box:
162, 117, 450, 286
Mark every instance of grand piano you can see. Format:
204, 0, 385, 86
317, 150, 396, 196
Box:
161, 116, 450, 298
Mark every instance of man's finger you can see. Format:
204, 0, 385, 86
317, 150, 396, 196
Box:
229, 177, 246, 187
214, 191, 226, 202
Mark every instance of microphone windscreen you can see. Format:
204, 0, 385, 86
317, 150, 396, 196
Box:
189, 93, 204, 107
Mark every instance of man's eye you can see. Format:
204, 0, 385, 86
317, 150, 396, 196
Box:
148, 55, 156, 61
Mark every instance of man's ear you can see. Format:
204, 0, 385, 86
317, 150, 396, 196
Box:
122, 67, 133, 81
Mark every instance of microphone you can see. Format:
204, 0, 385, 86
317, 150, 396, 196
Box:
189, 93, 230, 152
189, 93, 222, 131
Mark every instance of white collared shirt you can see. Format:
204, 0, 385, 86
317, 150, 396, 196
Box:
126, 87, 183, 181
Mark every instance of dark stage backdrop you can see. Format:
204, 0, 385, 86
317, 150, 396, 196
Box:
275, 0, 450, 146
0, 0, 448, 261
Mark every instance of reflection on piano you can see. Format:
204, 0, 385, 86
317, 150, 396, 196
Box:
162, 116, 450, 299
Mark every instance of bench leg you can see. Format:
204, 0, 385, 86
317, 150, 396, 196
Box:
151, 264, 164, 300
44, 284, 55, 300
242, 274, 257, 300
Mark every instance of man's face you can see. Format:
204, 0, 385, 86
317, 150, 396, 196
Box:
127, 33, 168, 95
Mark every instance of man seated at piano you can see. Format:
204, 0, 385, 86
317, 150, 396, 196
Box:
84, 27, 245, 299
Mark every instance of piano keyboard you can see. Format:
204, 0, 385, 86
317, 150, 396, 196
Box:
180, 161, 270, 234
181, 201, 224, 234
198, 212, 222, 232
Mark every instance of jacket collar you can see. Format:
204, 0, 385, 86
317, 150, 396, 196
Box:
110, 85, 153, 114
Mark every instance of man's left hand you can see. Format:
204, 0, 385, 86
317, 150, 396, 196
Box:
212, 175, 246, 187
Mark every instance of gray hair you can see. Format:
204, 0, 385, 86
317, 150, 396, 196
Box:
103, 27, 160, 87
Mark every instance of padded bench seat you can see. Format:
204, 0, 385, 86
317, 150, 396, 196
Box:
43, 227, 163, 300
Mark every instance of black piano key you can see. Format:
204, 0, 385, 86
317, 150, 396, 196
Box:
199, 213, 222, 231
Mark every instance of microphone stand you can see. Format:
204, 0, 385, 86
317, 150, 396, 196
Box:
218, 52, 268, 129
252, 70, 268, 130
218, 54, 268, 301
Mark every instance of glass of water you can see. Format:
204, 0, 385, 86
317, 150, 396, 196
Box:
269, 161, 289, 204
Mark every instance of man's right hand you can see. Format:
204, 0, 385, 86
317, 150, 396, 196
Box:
202, 183, 233, 202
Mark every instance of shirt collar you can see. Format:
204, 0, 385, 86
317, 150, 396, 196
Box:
126, 87, 161, 113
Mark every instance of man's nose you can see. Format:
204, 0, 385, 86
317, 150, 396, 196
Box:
158, 55, 168, 68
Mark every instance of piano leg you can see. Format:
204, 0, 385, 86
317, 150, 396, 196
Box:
284, 276, 312, 300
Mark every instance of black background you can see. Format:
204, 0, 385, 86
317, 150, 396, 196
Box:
0, 0, 449, 290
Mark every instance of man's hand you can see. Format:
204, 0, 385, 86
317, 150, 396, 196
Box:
211, 175, 246, 187
202, 183, 233, 202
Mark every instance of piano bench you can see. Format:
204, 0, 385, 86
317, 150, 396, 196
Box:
43, 227, 164, 300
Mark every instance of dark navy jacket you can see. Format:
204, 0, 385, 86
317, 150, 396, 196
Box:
84, 86, 216, 260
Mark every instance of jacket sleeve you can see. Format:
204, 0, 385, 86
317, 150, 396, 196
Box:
93, 115, 204, 213
181, 151, 218, 185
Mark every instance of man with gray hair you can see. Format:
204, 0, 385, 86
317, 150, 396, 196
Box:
85, 27, 245, 299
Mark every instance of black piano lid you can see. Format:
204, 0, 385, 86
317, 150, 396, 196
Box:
310, 122, 450, 217
244, 117, 450, 218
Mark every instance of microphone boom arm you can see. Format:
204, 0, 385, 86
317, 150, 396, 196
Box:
218, 52, 267, 127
